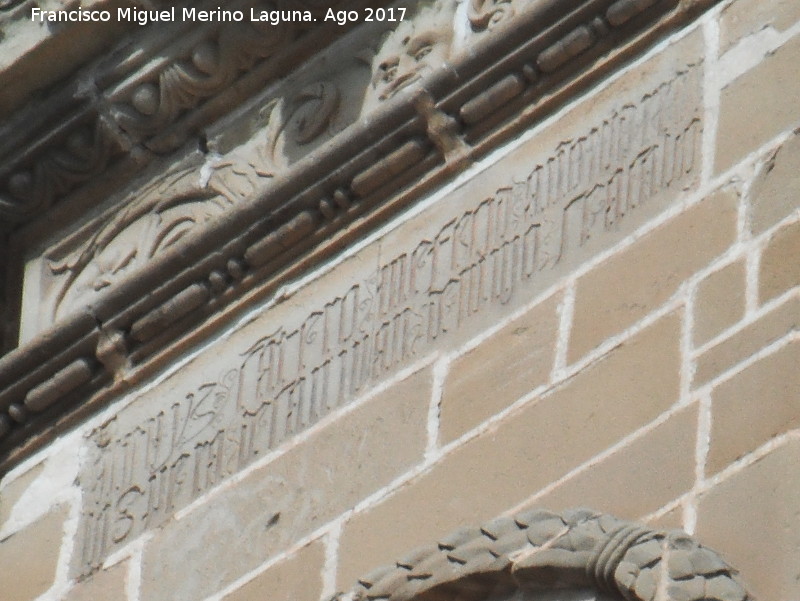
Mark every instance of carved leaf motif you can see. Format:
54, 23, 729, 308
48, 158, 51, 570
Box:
46, 169, 228, 321
208, 82, 339, 200
207, 98, 285, 201
112, 8, 296, 145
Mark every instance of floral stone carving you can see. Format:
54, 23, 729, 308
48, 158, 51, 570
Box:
346, 509, 752, 601
45, 169, 229, 322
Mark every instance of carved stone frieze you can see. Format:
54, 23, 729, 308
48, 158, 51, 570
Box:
28, 64, 363, 332
108, 3, 298, 151
0, 0, 374, 226
0, 117, 123, 221
345, 509, 752, 601
44, 170, 229, 324
74, 32, 704, 569
0, 0, 723, 471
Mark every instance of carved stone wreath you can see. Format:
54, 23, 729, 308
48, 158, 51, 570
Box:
346, 509, 752, 601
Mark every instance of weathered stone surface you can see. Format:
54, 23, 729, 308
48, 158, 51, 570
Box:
646, 503, 684, 531
759, 220, 800, 304
707, 340, 800, 475
719, 0, 800, 54
137, 368, 430, 601
569, 189, 738, 362
439, 292, 561, 444
336, 312, 681, 588
530, 404, 697, 519
0, 0, 132, 115
716, 33, 800, 173
0, 462, 44, 531
222, 540, 324, 601
0, 505, 67, 601
748, 132, 800, 235
65, 561, 128, 601
694, 294, 799, 386
696, 438, 800, 601
74, 26, 706, 573
693, 259, 747, 346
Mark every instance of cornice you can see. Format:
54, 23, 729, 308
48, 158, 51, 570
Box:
344, 508, 752, 601
0, 0, 722, 471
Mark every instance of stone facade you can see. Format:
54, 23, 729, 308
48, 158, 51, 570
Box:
0, 0, 798, 600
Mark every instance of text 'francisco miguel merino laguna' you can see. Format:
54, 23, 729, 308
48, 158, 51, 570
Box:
31, 7, 408, 25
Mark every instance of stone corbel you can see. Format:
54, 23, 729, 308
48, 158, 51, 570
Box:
344, 509, 752, 601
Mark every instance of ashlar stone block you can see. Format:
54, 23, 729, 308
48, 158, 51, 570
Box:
693, 259, 747, 346
0, 462, 44, 532
716, 32, 800, 173
530, 404, 697, 520
222, 540, 324, 601
719, 0, 800, 54
707, 339, 800, 475
569, 189, 737, 362
0, 505, 68, 601
65, 561, 128, 601
137, 368, 430, 601
694, 294, 799, 386
439, 292, 561, 444
748, 131, 800, 235
337, 312, 681, 589
697, 438, 800, 601
759, 219, 800, 304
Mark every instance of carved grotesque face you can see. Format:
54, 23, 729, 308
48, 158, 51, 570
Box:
363, 2, 456, 112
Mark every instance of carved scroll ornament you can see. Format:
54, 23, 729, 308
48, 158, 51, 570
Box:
347, 509, 752, 601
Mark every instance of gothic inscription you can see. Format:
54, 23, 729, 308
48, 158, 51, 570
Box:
78, 50, 703, 572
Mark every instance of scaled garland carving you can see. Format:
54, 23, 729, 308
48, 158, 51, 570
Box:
346, 509, 752, 601
46, 170, 228, 322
